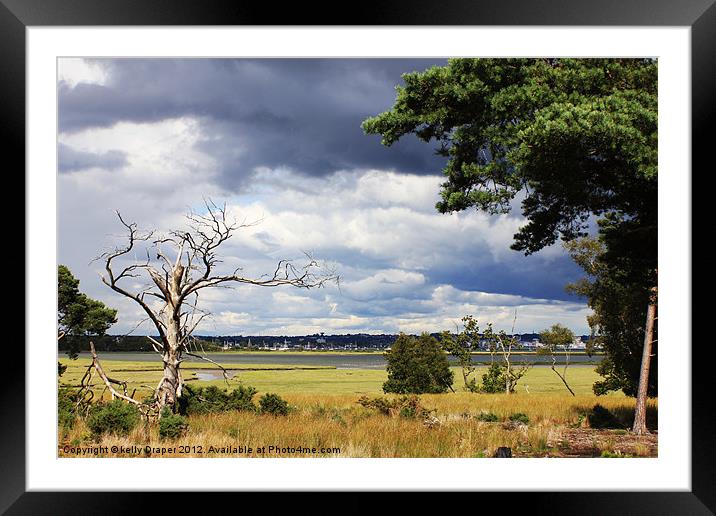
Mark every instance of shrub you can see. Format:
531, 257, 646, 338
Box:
397, 396, 425, 419
357, 395, 434, 419
177, 384, 258, 415
58, 388, 79, 431
158, 408, 189, 439
479, 363, 507, 393
226, 385, 259, 412
86, 399, 140, 436
587, 404, 624, 429
357, 395, 393, 415
464, 378, 480, 393
475, 411, 499, 422
259, 393, 290, 416
330, 411, 347, 426
383, 333, 454, 394
508, 412, 530, 425
571, 412, 588, 428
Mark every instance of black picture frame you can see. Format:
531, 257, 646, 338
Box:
4, 1, 712, 513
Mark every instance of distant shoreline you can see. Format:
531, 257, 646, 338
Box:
74, 350, 603, 356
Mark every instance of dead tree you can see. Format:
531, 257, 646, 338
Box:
98, 199, 337, 410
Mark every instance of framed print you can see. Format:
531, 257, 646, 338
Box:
4, 0, 713, 513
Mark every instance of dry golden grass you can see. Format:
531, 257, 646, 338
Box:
58, 392, 657, 458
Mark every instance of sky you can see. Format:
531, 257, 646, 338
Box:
57, 58, 592, 336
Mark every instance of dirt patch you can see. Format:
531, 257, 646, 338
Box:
548, 427, 658, 457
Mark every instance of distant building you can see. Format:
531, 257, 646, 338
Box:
519, 336, 541, 350
571, 337, 586, 350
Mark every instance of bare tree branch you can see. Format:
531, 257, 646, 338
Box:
88, 340, 141, 405
97, 199, 338, 409
182, 351, 231, 385
99, 212, 168, 345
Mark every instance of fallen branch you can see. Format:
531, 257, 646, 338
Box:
88, 340, 141, 405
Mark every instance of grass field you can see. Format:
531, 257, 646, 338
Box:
58, 357, 610, 397
57, 356, 657, 458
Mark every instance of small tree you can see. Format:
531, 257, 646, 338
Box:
444, 314, 529, 394
58, 264, 117, 375
441, 316, 481, 392
482, 321, 530, 394
383, 333, 454, 394
539, 323, 576, 396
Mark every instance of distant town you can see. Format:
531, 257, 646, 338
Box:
59, 332, 600, 354
200, 332, 597, 352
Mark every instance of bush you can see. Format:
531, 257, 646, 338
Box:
587, 404, 624, 429
479, 363, 507, 393
86, 399, 140, 436
383, 333, 454, 394
357, 395, 393, 415
397, 396, 428, 419
177, 384, 257, 415
475, 411, 499, 422
159, 408, 189, 439
357, 395, 433, 419
259, 393, 290, 416
58, 388, 79, 431
331, 413, 347, 426
226, 385, 259, 412
464, 378, 480, 393
508, 412, 530, 425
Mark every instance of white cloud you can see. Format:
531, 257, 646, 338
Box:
58, 58, 109, 87
59, 125, 590, 337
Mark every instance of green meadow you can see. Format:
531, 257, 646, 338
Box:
58, 356, 612, 397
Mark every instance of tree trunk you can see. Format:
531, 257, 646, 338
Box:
155, 265, 186, 410
633, 293, 657, 435
158, 347, 181, 408
157, 313, 183, 409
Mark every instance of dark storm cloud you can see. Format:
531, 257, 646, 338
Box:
57, 58, 589, 328
426, 255, 584, 302
59, 58, 448, 187
58, 142, 128, 173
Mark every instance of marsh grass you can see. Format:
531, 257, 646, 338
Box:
57, 358, 655, 458
58, 392, 656, 458
59, 358, 614, 398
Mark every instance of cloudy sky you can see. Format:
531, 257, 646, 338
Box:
58, 58, 592, 336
